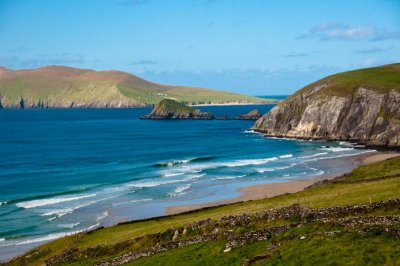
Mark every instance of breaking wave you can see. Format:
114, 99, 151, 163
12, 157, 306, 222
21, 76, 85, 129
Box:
154, 156, 216, 167
16, 194, 97, 209
320, 146, 354, 152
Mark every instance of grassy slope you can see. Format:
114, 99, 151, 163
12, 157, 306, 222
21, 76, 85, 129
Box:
0, 66, 272, 107
124, 233, 400, 266
153, 98, 197, 113
5, 155, 400, 266
294, 63, 400, 97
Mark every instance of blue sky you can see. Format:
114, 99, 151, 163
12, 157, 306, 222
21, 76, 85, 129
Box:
0, 0, 399, 95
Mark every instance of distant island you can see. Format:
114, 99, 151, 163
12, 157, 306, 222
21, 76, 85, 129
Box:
252, 63, 400, 148
141, 99, 214, 119
0, 65, 276, 108
236, 109, 262, 120
142, 98, 262, 120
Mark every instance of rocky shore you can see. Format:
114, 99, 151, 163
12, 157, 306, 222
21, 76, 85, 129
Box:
236, 109, 262, 120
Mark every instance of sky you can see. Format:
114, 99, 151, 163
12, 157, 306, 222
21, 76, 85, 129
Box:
0, 0, 399, 95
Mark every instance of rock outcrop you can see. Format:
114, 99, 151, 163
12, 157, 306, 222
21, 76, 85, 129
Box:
141, 99, 214, 119
252, 64, 400, 147
236, 109, 262, 120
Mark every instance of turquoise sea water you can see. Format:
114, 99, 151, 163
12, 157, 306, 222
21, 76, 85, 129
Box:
0, 104, 373, 259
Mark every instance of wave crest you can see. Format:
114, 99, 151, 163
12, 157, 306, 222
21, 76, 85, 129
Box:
154, 156, 216, 167
16, 194, 97, 209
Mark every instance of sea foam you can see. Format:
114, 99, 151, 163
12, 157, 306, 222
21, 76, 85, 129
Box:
299, 152, 328, 159
127, 179, 184, 188
163, 172, 186, 177
16, 194, 97, 209
320, 146, 354, 152
256, 164, 295, 173
58, 223, 80, 229
279, 154, 293, 159
174, 184, 191, 194
222, 157, 278, 167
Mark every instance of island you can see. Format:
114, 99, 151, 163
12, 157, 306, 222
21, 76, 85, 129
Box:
236, 109, 262, 120
141, 99, 214, 119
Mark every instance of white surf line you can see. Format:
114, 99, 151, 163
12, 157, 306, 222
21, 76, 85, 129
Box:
16, 194, 96, 209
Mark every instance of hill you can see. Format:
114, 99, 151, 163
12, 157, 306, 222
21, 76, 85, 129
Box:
252, 64, 400, 147
4, 155, 400, 265
0, 66, 272, 108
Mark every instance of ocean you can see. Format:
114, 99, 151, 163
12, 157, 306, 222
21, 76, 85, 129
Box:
0, 104, 374, 259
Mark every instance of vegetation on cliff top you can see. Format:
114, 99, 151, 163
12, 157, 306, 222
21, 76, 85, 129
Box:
0, 66, 273, 108
5, 155, 400, 266
295, 63, 400, 97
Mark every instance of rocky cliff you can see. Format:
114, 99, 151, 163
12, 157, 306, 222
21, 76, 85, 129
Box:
236, 109, 262, 120
141, 99, 214, 119
252, 64, 400, 147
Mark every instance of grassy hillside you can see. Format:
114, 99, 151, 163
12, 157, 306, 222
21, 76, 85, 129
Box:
0, 66, 273, 108
5, 155, 400, 266
152, 98, 197, 113
295, 63, 400, 97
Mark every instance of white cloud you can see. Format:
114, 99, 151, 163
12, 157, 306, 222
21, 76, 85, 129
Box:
356, 46, 393, 54
299, 23, 400, 41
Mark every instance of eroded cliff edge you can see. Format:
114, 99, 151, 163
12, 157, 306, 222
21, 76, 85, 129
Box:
252, 64, 400, 147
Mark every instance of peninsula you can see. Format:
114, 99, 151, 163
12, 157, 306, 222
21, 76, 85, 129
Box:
0, 66, 274, 108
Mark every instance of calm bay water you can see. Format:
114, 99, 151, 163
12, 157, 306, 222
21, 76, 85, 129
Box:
0, 104, 373, 259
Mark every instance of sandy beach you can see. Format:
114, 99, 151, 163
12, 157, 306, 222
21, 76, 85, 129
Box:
166, 151, 399, 215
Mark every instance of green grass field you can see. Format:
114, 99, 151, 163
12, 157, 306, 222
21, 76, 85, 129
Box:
4, 155, 400, 266
294, 63, 400, 97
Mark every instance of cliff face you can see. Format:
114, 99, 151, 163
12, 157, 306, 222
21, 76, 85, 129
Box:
252, 64, 400, 147
141, 99, 214, 119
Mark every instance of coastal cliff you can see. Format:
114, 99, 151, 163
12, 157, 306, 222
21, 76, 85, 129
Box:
252, 64, 400, 147
141, 99, 214, 119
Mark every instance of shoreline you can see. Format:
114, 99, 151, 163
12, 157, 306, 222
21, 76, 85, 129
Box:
166, 151, 400, 215
0, 101, 278, 110
190, 101, 276, 106
251, 130, 400, 152
1, 151, 398, 262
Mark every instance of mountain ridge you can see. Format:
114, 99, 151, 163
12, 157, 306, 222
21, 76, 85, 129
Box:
0, 65, 272, 108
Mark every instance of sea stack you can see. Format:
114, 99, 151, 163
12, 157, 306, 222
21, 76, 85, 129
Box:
252, 64, 400, 147
141, 99, 214, 119
236, 109, 262, 120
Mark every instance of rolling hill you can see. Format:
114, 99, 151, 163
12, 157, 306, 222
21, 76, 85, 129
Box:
0, 66, 272, 108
